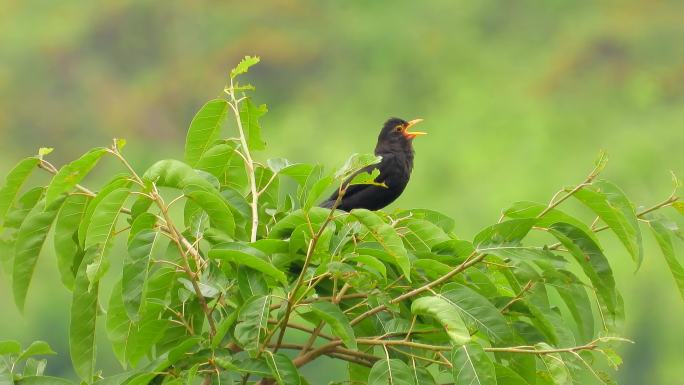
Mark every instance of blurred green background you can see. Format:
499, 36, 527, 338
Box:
1, 0, 683, 383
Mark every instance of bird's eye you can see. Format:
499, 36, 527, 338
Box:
394, 125, 403, 132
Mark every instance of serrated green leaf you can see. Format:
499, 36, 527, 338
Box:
184, 99, 229, 166
648, 217, 684, 301
13, 196, 65, 311
45, 148, 107, 207
240, 99, 268, 151
70, 247, 99, 380
411, 295, 470, 345
0, 157, 40, 224
54, 194, 90, 290
210, 243, 287, 285
230, 55, 260, 79
368, 359, 414, 385
301, 302, 357, 350
234, 295, 270, 351
350, 209, 410, 280
265, 352, 301, 385
573, 180, 643, 268
451, 343, 496, 385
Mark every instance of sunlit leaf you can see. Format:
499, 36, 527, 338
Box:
210, 243, 287, 286
17, 341, 56, 362
184, 99, 229, 166
335, 153, 382, 180
230, 55, 260, 79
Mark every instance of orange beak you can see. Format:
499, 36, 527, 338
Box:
403, 118, 427, 139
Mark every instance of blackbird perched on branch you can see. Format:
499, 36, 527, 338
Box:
320, 117, 426, 211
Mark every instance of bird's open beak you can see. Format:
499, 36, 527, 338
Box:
403, 118, 427, 139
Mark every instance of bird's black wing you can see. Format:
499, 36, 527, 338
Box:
319, 163, 381, 209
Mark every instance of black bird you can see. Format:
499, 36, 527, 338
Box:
320, 117, 426, 211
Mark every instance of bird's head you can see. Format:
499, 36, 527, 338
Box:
376, 117, 426, 152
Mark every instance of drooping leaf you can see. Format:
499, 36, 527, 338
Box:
54, 194, 90, 290
17, 341, 56, 362
411, 295, 470, 345
548, 223, 620, 328
300, 302, 357, 350
77, 174, 132, 246
504, 201, 600, 244
350, 209, 411, 279
648, 217, 684, 301
185, 188, 235, 237
368, 359, 414, 385
184, 99, 229, 166
396, 218, 450, 253
395, 208, 456, 234
84, 188, 130, 288
0, 157, 40, 224
240, 99, 267, 151
70, 247, 99, 381
474, 218, 537, 248
106, 281, 132, 366
573, 181, 643, 268
269, 208, 329, 239
13, 196, 66, 311
45, 148, 108, 207
450, 343, 496, 385
195, 143, 235, 178
143, 159, 217, 192
123, 214, 160, 320
536, 343, 571, 385
494, 364, 530, 385
265, 352, 301, 385
15, 376, 76, 385
279, 164, 316, 186
210, 243, 287, 286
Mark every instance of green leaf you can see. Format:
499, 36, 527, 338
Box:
15, 376, 76, 385
395, 208, 456, 234
648, 217, 684, 301
0, 157, 40, 224
536, 343, 570, 385
411, 295, 470, 345
347, 169, 385, 187
123, 217, 160, 320
13, 196, 65, 311
54, 194, 90, 290
474, 218, 536, 248
673, 201, 684, 216
440, 283, 515, 344
279, 164, 316, 186
210, 243, 287, 286
0, 340, 21, 355
349, 254, 387, 280
396, 218, 450, 253
504, 201, 600, 244
573, 180, 643, 268
185, 188, 235, 237
70, 247, 99, 381
264, 352, 301, 385
84, 188, 130, 288
451, 343, 496, 385
538, 266, 595, 341
301, 302, 357, 350
143, 159, 217, 192
45, 148, 108, 207
234, 295, 270, 351
106, 281, 132, 366
240, 99, 268, 151
3, 186, 44, 229
184, 99, 229, 166
349, 209, 411, 279
494, 364, 530, 385
548, 223, 620, 327
269, 208, 329, 239
17, 341, 56, 361
304, 175, 334, 210
195, 143, 235, 178
230, 55, 260, 78
368, 359, 414, 385
335, 153, 382, 180
76, 174, 131, 244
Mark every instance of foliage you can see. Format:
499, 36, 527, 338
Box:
1, 58, 683, 385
